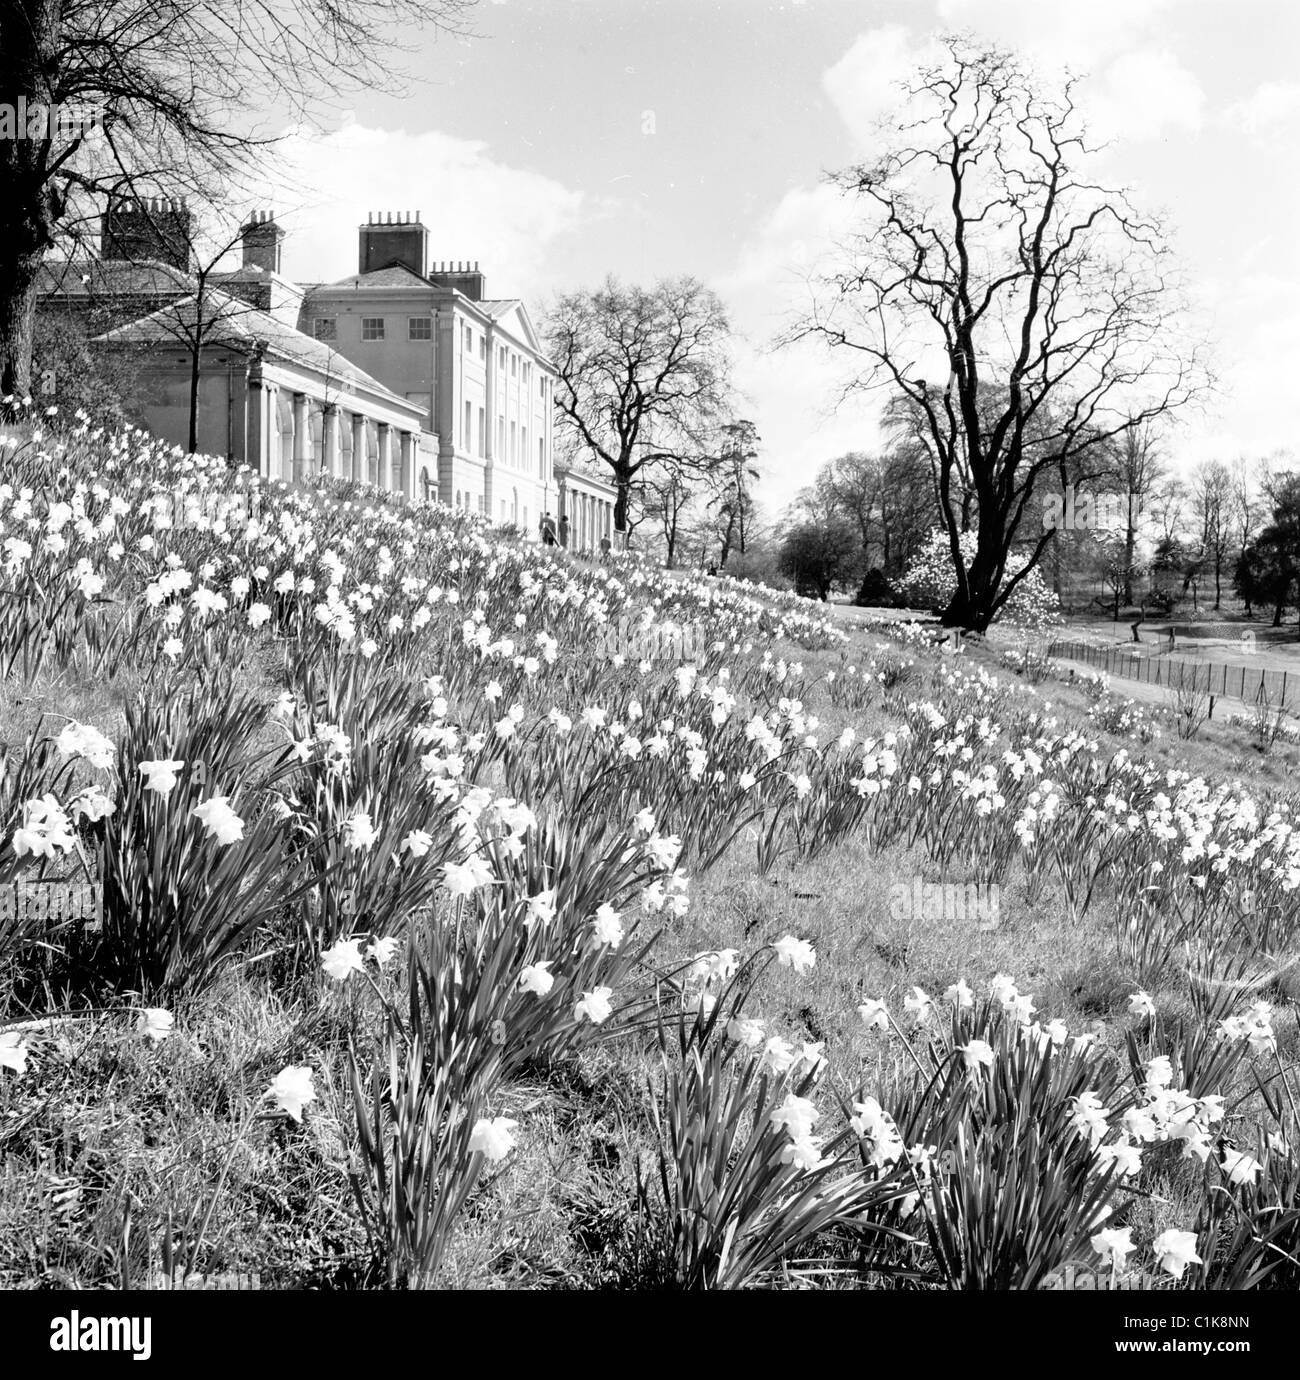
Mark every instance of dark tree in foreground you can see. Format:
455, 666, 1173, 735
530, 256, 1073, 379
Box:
789, 35, 1209, 632
0, 0, 472, 397
545, 276, 734, 540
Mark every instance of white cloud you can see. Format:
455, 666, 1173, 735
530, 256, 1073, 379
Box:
821, 26, 945, 146
934, 0, 1177, 69
252, 122, 591, 294
1224, 80, 1300, 136
1085, 49, 1205, 144
715, 182, 850, 297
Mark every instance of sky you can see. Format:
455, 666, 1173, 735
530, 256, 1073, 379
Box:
249, 0, 1300, 518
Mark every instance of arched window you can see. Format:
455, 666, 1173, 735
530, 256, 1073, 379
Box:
456, 489, 462, 509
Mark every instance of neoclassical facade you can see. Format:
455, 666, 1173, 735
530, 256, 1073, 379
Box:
45, 200, 618, 538
299, 211, 615, 539
93, 292, 430, 494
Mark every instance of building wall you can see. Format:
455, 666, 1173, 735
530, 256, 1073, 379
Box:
301, 285, 559, 531
93, 342, 428, 496
123, 351, 249, 461
556, 466, 618, 553
301, 287, 438, 430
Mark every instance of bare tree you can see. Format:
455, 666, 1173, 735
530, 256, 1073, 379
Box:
0, 0, 473, 397
805, 446, 933, 578
707, 419, 760, 570
1108, 415, 1165, 604
544, 276, 734, 540
787, 35, 1210, 631
1153, 476, 1189, 545
1192, 459, 1234, 610
642, 465, 693, 568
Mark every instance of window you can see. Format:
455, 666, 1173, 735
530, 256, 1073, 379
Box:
539, 374, 546, 398
409, 317, 432, 340
523, 362, 531, 387
521, 426, 527, 468
498, 346, 506, 371
479, 335, 486, 362
510, 420, 516, 463
538, 437, 545, 478
478, 494, 484, 513
497, 418, 504, 456
464, 401, 471, 450
511, 353, 517, 378
477, 406, 485, 458
362, 318, 385, 340
464, 324, 472, 352
456, 489, 462, 508
500, 500, 507, 521
313, 318, 337, 340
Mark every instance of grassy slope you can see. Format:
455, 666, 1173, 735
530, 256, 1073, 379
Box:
4, 597, 1294, 1289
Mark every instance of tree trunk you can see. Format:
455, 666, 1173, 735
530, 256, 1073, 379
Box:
613, 466, 632, 538
0, 247, 41, 399
1123, 520, 1136, 605
1273, 602, 1283, 628
188, 341, 201, 453
718, 509, 735, 569
0, 0, 63, 399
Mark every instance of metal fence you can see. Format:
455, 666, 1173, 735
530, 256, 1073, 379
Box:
1048, 640, 1300, 711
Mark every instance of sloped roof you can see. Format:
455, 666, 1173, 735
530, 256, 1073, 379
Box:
36, 257, 196, 299
476, 299, 522, 320
213, 265, 303, 293
92, 291, 417, 409
313, 264, 433, 290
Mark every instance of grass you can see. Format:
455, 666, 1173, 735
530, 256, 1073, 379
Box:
3, 607, 1289, 1290
2, 425, 1296, 1292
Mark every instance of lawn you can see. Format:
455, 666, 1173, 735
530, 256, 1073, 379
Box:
2, 411, 1298, 1292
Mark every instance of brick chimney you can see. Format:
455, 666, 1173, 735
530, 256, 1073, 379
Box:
240, 209, 284, 273
101, 196, 193, 270
428, 259, 486, 302
358, 210, 429, 278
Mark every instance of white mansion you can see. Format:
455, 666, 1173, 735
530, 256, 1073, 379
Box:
41, 201, 615, 547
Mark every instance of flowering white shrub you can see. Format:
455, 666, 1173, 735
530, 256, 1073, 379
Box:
898, 527, 1061, 633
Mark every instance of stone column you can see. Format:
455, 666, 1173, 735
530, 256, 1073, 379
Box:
400, 432, 414, 500
265, 385, 280, 480
322, 404, 339, 478
291, 392, 309, 483
246, 372, 265, 476
377, 423, 391, 491
350, 413, 365, 483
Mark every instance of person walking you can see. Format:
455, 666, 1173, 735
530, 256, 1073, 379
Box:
558, 512, 570, 548
541, 512, 557, 546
